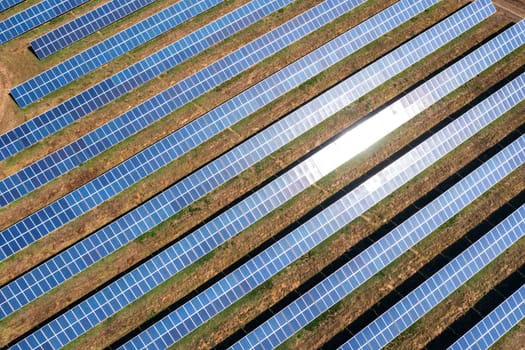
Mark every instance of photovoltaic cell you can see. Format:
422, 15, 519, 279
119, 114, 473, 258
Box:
341, 203, 525, 350
0, 0, 89, 44
10, 0, 223, 106
31, 0, 156, 59
0, 0, 371, 206
0, 0, 22, 13
231, 78, 525, 347
0, 0, 433, 259
0, 0, 501, 322
448, 284, 525, 350
1, 0, 294, 161
11, 33, 521, 350
119, 73, 525, 350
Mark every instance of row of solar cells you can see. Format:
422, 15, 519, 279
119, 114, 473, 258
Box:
449, 283, 525, 350
0, 0, 295, 160
0, 0, 481, 319
31, 0, 156, 59
231, 117, 525, 349
0, 0, 441, 261
0, 0, 88, 44
11, 0, 224, 106
0, 0, 22, 13
0, 0, 370, 207
5, 2, 522, 347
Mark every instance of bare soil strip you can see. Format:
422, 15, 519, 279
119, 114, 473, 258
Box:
494, 0, 525, 20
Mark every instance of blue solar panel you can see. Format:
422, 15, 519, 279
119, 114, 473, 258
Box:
231, 82, 525, 347
0, 0, 430, 252
10, 0, 224, 106
1, 0, 294, 161
341, 202, 525, 350
119, 73, 525, 350
31, 0, 156, 59
448, 284, 525, 350
0, 0, 89, 44
11, 31, 521, 350
0, 0, 22, 13
0, 0, 479, 321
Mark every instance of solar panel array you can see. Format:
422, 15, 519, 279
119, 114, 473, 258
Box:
230, 73, 525, 349
1, 0, 461, 318
341, 202, 525, 350
0, 0, 523, 348
116, 20, 523, 348
0, 0, 22, 13
0, 0, 294, 162
11, 32, 521, 349
0, 0, 372, 207
31, 0, 156, 59
0, 0, 438, 259
119, 74, 525, 350
448, 284, 525, 350
10, 0, 224, 107
0, 0, 89, 44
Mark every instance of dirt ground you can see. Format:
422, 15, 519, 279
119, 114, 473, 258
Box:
494, 0, 525, 20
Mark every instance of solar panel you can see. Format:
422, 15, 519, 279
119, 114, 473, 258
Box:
0, 0, 484, 321
31, 0, 156, 59
230, 78, 525, 347
10, 0, 223, 105
0, 0, 89, 44
448, 284, 525, 350
0, 0, 436, 255
9, 0, 292, 114
340, 202, 525, 350
0, 0, 22, 13
11, 39, 522, 350
118, 75, 525, 350
0, 0, 372, 206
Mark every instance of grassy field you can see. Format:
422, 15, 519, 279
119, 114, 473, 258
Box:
0, 0, 523, 348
